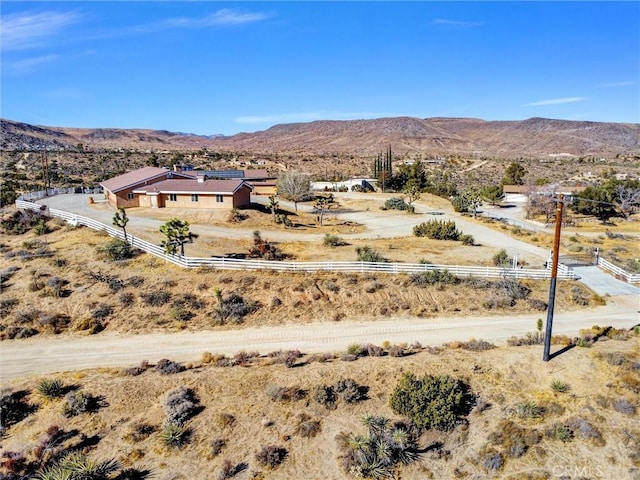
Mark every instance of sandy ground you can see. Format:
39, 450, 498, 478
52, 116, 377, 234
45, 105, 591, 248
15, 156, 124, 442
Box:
2, 294, 637, 381
37, 193, 551, 264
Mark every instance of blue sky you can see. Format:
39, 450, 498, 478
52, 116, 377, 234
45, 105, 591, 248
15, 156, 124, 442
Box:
2, 1, 638, 135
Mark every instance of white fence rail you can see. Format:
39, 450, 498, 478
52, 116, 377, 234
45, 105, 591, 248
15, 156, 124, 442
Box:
18, 188, 102, 202
597, 257, 640, 284
16, 199, 579, 279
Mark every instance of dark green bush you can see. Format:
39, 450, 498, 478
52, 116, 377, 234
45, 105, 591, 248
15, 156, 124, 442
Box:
409, 269, 459, 286
413, 220, 461, 240
389, 373, 474, 431
213, 294, 256, 324
99, 238, 135, 261
355, 246, 387, 263
384, 197, 411, 211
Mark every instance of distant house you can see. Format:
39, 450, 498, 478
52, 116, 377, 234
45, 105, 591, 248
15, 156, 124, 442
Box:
502, 184, 587, 203
100, 167, 253, 209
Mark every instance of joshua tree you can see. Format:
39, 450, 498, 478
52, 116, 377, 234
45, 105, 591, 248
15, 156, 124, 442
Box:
160, 218, 198, 256
268, 195, 279, 223
112, 207, 129, 240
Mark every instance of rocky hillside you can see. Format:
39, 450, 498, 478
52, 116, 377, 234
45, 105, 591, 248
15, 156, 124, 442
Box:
2, 116, 639, 158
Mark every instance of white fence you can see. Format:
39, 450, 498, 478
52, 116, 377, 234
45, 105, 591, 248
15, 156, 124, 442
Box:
597, 257, 640, 284
16, 199, 579, 280
18, 188, 103, 202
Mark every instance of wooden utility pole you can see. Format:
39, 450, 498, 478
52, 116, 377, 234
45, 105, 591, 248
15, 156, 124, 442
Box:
543, 194, 564, 362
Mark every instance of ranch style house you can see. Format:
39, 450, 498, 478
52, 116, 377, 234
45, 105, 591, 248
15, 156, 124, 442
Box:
100, 166, 268, 209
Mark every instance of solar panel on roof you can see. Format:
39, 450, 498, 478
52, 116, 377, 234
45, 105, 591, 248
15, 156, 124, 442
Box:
198, 170, 244, 179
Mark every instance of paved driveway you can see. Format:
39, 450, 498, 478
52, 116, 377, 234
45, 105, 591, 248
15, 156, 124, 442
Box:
573, 266, 640, 297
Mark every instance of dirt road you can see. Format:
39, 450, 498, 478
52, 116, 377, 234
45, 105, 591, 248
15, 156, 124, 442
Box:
2, 295, 637, 381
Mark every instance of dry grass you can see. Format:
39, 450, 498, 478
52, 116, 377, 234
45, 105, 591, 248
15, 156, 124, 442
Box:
0, 222, 599, 339
2, 334, 638, 479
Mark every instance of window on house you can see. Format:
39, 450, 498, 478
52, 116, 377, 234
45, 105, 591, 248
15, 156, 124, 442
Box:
191, 194, 199, 202
216, 194, 224, 203
169, 194, 177, 202
127, 193, 134, 200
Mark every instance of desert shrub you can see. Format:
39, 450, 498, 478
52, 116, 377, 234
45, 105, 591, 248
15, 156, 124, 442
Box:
600, 351, 629, 366
255, 445, 288, 469
488, 420, 542, 458
1, 209, 42, 235
268, 349, 303, 367
91, 303, 113, 321
481, 450, 504, 472
248, 231, 283, 260
215, 413, 236, 429
170, 306, 194, 322
548, 423, 574, 442
313, 385, 337, 409
161, 423, 191, 449
506, 330, 545, 346
119, 292, 135, 307
211, 438, 226, 456
265, 385, 307, 403
460, 233, 475, 245
366, 343, 384, 357
514, 401, 545, 419
98, 238, 136, 261
213, 294, 256, 324
613, 398, 636, 416
323, 234, 346, 247
335, 378, 368, 403
0, 389, 37, 433
575, 337, 592, 348
389, 373, 475, 431
410, 269, 459, 286
336, 416, 421, 478
346, 343, 366, 357
384, 197, 411, 211
566, 417, 604, 445
550, 380, 571, 393
127, 275, 145, 287
492, 249, 510, 267
141, 290, 171, 307
216, 459, 247, 480
413, 220, 461, 240
459, 339, 496, 352
164, 387, 201, 426
388, 345, 405, 357
294, 414, 321, 438
36, 378, 66, 399
232, 350, 260, 366
356, 246, 388, 263
0, 297, 19, 318
42, 276, 70, 297
528, 299, 548, 311
155, 358, 186, 375
340, 353, 359, 362
571, 286, 590, 306
62, 391, 103, 417
172, 293, 206, 310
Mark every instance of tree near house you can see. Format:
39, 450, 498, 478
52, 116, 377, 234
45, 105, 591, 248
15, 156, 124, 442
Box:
160, 218, 198, 256
502, 162, 527, 186
403, 179, 422, 211
268, 195, 279, 223
112, 208, 129, 241
314, 194, 337, 226
482, 184, 504, 206
276, 171, 310, 211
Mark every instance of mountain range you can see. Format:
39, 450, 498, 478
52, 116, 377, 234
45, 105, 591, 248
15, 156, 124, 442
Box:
1, 116, 638, 158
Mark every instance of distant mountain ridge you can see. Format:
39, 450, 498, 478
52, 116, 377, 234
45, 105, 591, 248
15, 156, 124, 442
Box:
1, 116, 638, 158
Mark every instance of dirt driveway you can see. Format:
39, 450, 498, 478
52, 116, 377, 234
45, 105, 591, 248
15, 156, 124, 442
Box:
38, 193, 550, 262
2, 295, 637, 381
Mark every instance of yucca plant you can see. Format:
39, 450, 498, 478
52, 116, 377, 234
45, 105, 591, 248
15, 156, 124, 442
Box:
161, 422, 190, 449
35, 451, 120, 480
36, 378, 66, 399
550, 380, 571, 393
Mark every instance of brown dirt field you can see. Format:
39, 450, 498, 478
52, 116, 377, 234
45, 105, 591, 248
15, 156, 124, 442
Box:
2, 335, 639, 479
